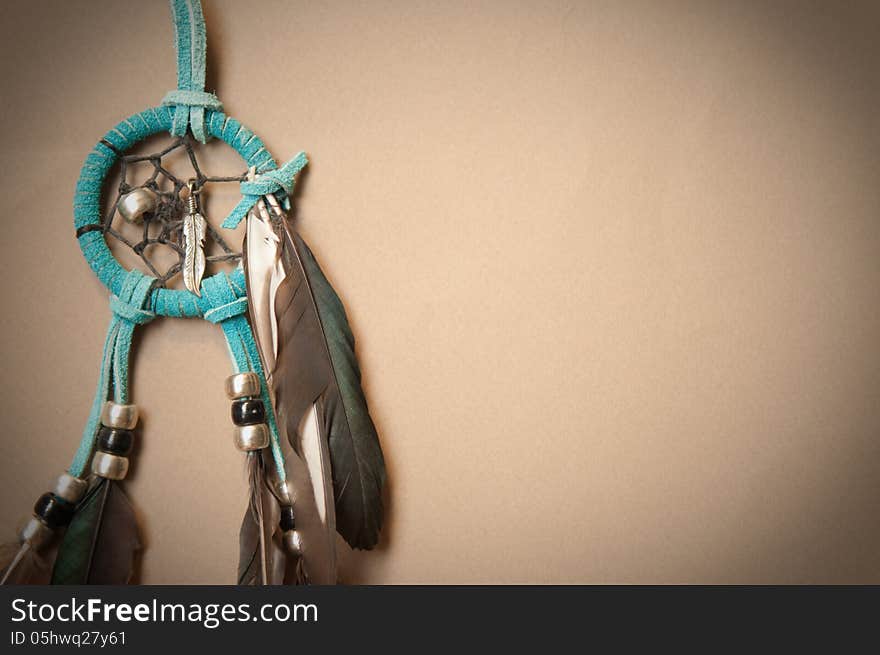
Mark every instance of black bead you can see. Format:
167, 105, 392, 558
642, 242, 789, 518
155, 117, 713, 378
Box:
232, 398, 266, 426
33, 493, 75, 529
279, 505, 296, 531
98, 426, 135, 456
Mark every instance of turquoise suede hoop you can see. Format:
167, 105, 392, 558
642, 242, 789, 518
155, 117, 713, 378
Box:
74, 105, 278, 317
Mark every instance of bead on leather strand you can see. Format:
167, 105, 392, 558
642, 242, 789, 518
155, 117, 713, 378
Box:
279, 505, 295, 531
91, 401, 139, 479
226, 374, 270, 451
225, 372, 261, 399
231, 398, 266, 426
91, 452, 129, 480
33, 493, 75, 529
274, 483, 302, 556
18, 472, 89, 549
101, 401, 139, 430
98, 426, 135, 456
52, 472, 89, 504
233, 424, 270, 451
282, 529, 303, 557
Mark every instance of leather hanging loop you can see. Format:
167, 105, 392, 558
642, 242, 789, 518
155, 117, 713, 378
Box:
162, 0, 221, 143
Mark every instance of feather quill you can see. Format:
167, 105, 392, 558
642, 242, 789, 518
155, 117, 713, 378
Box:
243, 199, 386, 551
50, 479, 140, 584
0, 541, 49, 585
238, 451, 285, 585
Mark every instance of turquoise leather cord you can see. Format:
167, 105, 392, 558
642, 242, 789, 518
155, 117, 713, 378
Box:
202, 274, 286, 481
69, 270, 156, 477
68, 268, 287, 482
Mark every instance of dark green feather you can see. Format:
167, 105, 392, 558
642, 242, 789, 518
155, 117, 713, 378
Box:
294, 234, 386, 549
246, 203, 387, 552
51, 479, 140, 584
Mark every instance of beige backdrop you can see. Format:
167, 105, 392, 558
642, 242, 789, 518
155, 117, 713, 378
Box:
1, 0, 879, 584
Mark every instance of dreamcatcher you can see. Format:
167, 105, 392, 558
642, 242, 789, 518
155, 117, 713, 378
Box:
0, 0, 385, 585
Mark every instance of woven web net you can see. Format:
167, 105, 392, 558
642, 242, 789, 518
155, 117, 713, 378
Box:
97, 136, 248, 286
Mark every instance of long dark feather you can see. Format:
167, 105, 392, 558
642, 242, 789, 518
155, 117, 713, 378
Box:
51, 479, 140, 584
245, 202, 337, 581
290, 232, 386, 549
238, 451, 285, 585
244, 205, 386, 550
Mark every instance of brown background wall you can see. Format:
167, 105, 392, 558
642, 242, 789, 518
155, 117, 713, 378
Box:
1, 0, 879, 584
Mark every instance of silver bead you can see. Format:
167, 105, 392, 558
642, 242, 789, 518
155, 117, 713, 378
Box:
52, 473, 88, 504
274, 480, 293, 505
225, 373, 261, 399
91, 452, 129, 480
101, 401, 139, 430
117, 188, 158, 223
233, 423, 270, 451
20, 517, 54, 550
282, 529, 303, 556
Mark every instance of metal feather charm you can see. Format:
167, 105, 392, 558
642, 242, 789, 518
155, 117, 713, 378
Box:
182, 182, 207, 296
